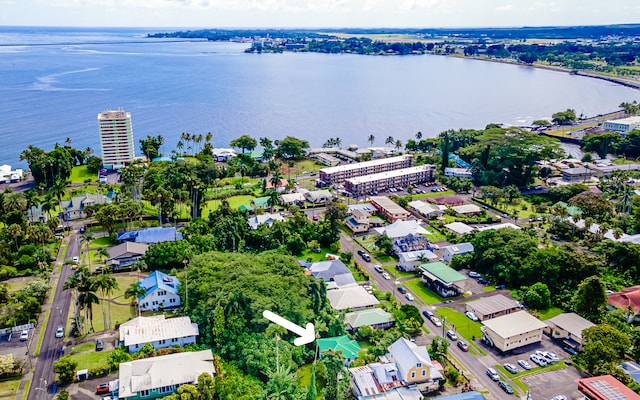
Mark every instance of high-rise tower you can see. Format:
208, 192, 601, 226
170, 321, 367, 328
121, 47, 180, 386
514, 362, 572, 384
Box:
98, 109, 135, 170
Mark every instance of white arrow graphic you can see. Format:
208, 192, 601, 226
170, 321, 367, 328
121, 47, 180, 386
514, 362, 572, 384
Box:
263, 310, 315, 346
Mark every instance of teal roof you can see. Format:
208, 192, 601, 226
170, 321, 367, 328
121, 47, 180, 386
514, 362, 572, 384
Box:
420, 262, 467, 283
553, 201, 582, 217
243, 151, 264, 159
317, 335, 361, 359
252, 196, 270, 207
238, 204, 252, 211
344, 308, 394, 329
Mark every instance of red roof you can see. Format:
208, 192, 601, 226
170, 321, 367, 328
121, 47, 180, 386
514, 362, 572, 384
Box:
429, 196, 465, 206
577, 375, 640, 400
608, 285, 640, 312
266, 178, 288, 189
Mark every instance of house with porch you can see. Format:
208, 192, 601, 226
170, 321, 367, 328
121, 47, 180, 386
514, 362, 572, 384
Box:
119, 315, 199, 353
544, 312, 594, 352
60, 194, 111, 220
106, 242, 148, 270
419, 262, 467, 298
137, 271, 181, 312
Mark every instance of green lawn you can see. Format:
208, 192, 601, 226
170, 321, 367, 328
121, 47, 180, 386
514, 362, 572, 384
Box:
201, 195, 256, 218
89, 236, 114, 248
536, 307, 564, 320
5, 279, 27, 293
21, 380, 31, 400
297, 364, 323, 400
435, 308, 483, 341
69, 165, 96, 183
404, 278, 445, 305
0, 378, 20, 399
68, 347, 114, 370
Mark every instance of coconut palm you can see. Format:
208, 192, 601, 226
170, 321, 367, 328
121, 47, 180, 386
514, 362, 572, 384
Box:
80, 232, 94, 267
95, 272, 119, 330
3, 192, 27, 213
7, 224, 22, 251
125, 282, 147, 317
415, 131, 423, 140
395, 139, 403, 153
385, 136, 395, 146
368, 134, 375, 147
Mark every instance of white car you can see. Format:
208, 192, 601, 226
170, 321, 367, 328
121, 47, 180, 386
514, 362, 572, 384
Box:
55, 325, 64, 338
72, 256, 79, 263
381, 272, 391, 280
465, 311, 479, 321
543, 351, 560, 362
518, 359, 532, 370
430, 316, 442, 327
530, 354, 548, 367
405, 293, 414, 301
19, 330, 28, 341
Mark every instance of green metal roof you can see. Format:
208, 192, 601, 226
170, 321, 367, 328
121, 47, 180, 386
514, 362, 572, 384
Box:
317, 335, 361, 359
344, 308, 394, 329
420, 262, 467, 283
553, 201, 582, 217
252, 196, 270, 207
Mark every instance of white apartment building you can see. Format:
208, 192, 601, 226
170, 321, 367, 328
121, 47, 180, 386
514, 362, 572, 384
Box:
319, 155, 413, 184
98, 109, 135, 169
344, 165, 435, 196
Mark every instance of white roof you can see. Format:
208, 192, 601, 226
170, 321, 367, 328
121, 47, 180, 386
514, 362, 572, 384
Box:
444, 222, 474, 235
247, 212, 285, 229
605, 116, 640, 125
442, 242, 474, 255
375, 220, 427, 239
477, 223, 521, 231
326, 286, 380, 310
467, 294, 519, 316
398, 250, 437, 263
482, 311, 546, 338
320, 155, 410, 174
119, 315, 199, 347
280, 193, 305, 203
118, 350, 214, 398
452, 204, 482, 214
346, 165, 433, 185
408, 200, 443, 215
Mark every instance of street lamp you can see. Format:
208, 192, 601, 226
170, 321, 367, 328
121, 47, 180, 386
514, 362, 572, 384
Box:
157, 194, 163, 225
442, 316, 446, 337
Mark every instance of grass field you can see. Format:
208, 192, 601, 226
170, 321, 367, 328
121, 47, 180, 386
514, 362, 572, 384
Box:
89, 236, 114, 248
435, 307, 483, 341
404, 278, 445, 305
69, 165, 95, 183
201, 195, 256, 218
0, 378, 20, 399
68, 345, 114, 370
535, 307, 564, 320
21, 379, 30, 400
297, 364, 323, 400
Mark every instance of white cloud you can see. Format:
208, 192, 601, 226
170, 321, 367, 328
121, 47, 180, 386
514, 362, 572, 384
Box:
399, 0, 441, 11
496, 4, 513, 12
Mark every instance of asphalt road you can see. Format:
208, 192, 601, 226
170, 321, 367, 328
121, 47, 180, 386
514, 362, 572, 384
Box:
29, 232, 79, 400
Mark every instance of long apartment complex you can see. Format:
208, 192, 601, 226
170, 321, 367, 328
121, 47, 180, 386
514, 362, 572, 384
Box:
318, 155, 413, 185
345, 165, 435, 196
98, 109, 135, 170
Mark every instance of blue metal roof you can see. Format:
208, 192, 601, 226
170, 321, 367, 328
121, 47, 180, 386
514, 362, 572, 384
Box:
434, 392, 485, 400
138, 270, 180, 297
117, 227, 183, 244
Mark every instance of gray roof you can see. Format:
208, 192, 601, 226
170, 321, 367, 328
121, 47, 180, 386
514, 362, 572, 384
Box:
388, 337, 442, 381
332, 273, 357, 288
60, 193, 111, 212
545, 313, 595, 339
307, 260, 351, 281
119, 315, 199, 347
442, 242, 474, 255
107, 242, 149, 259
467, 294, 519, 316
118, 350, 214, 398
326, 286, 380, 310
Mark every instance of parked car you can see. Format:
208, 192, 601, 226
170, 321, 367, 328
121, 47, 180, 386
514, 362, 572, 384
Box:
374, 265, 384, 273
530, 354, 547, 367
477, 278, 489, 284
563, 346, 578, 355
457, 340, 469, 352
468, 271, 481, 278
465, 311, 479, 321
357, 250, 365, 256
362, 253, 371, 262
486, 368, 500, 381
397, 286, 407, 294
382, 272, 391, 280
422, 309, 434, 318
96, 383, 110, 394
55, 325, 64, 338
405, 293, 414, 301
96, 339, 104, 351
495, 284, 506, 289
446, 330, 458, 341
504, 363, 518, 374
543, 351, 560, 362
19, 330, 28, 341
72, 256, 79, 263
430, 316, 442, 327
517, 359, 532, 370
498, 380, 514, 394
551, 396, 567, 400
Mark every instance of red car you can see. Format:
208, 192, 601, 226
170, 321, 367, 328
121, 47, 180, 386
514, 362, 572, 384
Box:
457, 340, 469, 352
96, 383, 110, 394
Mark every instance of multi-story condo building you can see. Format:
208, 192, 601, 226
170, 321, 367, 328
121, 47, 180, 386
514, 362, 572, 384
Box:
318, 155, 413, 185
98, 109, 135, 169
344, 165, 435, 196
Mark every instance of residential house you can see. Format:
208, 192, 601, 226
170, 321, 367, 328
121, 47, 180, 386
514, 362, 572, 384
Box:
60, 194, 111, 220
444, 222, 474, 236
306, 259, 356, 289
607, 285, 640, 322
544, 312, 595, 351
118, 349, 215, 399
349, 365, 424, 400
387, 337, 443, 388
451, 204, 481, 215
305, 190, 333, 204
434, 392, 486, 400
280, 192, 305, 206
481, 311, 547, 352
577, 375, 640, 400
374, 220, 430, 254
348, 203, 377, 215
138, 271, 181, 312
442, 243, 474, 263
397, 250, 437, 272
345, 208, 371, 233
106, 242, 149, 270
317, 335, 361, 364
265, 178, 289, 193
369, 196, 410, 221
465, 294, 521, 321
251, 196, 270, 210
211, 148, 237, 162
429, 196, 464, 206
408, 200, 445, 220
118, 315, 199, 353
247, 212, 285, 230
27, 205, 48, 224
326, 285, 380, 311
420, 262, 467, 298
476, 223, 521, 232
117, 226, 182, 244
345, 308, 395, 332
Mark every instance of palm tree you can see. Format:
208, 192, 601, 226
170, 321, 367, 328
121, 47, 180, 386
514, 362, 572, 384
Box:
3, 192, 27, 213
415, 131, 423, 140
49, 180, 66, 202
270, 170, 283, 192
385, 136, 395, 146
125, 282, 147, 317
96, 247, 109, 263
368, 134, 375, 147
267, 190, 280, 213
80, 232, 94, 267
95, 272, 119, 330
394, 139, 403, 153
7, 224, 21, 251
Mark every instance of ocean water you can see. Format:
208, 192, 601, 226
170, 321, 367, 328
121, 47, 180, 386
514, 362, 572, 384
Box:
0, 26, 638, 168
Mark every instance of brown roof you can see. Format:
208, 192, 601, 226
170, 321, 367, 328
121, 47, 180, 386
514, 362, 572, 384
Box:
429, 196, 465, 206
608, 285, 640, 312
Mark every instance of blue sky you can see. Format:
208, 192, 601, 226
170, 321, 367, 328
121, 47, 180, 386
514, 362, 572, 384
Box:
2, 0, 640, 28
